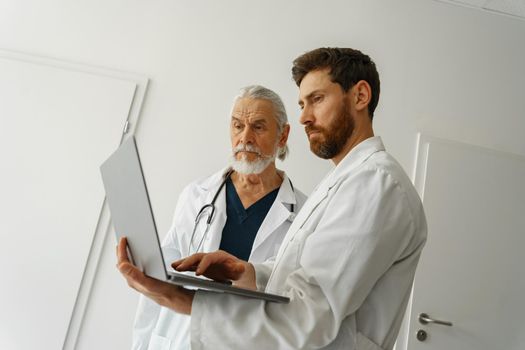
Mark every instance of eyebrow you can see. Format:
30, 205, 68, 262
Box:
231, 116, 268, 124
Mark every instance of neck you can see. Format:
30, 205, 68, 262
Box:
331, 118, 374, 165
231, 163, 283, 194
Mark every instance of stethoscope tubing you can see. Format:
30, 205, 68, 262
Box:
187, 169, 295, 256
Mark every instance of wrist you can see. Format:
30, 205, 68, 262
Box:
169, 287, 195, 315
235, 262, 256, 290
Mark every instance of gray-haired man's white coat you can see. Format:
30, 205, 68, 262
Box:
132, 168, 306, 350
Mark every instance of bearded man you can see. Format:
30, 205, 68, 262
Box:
130, 85, 306, 350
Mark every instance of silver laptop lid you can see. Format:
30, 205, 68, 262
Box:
100, 136, 167, 281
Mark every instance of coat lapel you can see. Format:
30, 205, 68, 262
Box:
250, 174, 297, 253
283, 181, 330, 241
192, 168, 229, 253
204, 188, 227, 251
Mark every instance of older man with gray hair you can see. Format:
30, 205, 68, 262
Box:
131, 85, 306, 349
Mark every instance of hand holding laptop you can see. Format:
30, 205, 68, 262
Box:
117, 238, 258, 315
117, 237, 195, 315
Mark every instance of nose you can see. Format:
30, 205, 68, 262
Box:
239, 125, 255, 144
299, 105, 314, 126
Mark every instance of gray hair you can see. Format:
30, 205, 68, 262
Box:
232, 85, 289, 160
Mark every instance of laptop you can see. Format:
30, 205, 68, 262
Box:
100, 136, 289, 303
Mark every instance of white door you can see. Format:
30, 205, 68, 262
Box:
0, 51, 144, 350
403, 135, 525, 349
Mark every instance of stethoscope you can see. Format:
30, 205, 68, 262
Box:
187, 169, 296, 256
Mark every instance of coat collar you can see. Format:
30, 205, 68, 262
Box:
324, 136, 385, 189
196, 167, 299, 255
197, 167, 231, 192
287, 136, 385, 235
250, 173, 297, 252
198, 167, 297, 208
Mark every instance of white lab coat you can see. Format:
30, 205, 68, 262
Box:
132, 168, 307, 350
190, 137, 427, 350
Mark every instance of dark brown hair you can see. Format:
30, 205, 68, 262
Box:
292, 47, 380, 119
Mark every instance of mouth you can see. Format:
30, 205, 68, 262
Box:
235, 150, 260, 155
305, 125, 321, 135
234, 150, 263, 162
306, 130, 321, 139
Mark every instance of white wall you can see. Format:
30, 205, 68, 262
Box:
1, 0, 524, 349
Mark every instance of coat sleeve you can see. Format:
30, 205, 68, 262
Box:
131, 295, 162, 350
190, 167, 421, 349
130, 184, 192, 349
253, 260, 275, 290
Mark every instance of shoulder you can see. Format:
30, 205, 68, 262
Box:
333, 150, 424, 217
171, 168, 227, 221
179, 167, 228, 198
324, 151, 426, 243
336, 150, 411, 190
362, 151, 416, 195
356, 151, 426, 230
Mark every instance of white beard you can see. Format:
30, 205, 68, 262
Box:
230, 154, 276, 175
229, 143, 277, 175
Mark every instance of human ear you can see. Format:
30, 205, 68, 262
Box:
353, 80, 372, 112
279, 124, 290, 147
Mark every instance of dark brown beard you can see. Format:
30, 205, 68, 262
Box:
307, 101, 354, 159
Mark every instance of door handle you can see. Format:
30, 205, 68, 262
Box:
418, 313, 453, 326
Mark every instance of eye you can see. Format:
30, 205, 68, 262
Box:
312, 95, 323, 104
251, 124, 266, 134
232, 122, 244, 132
